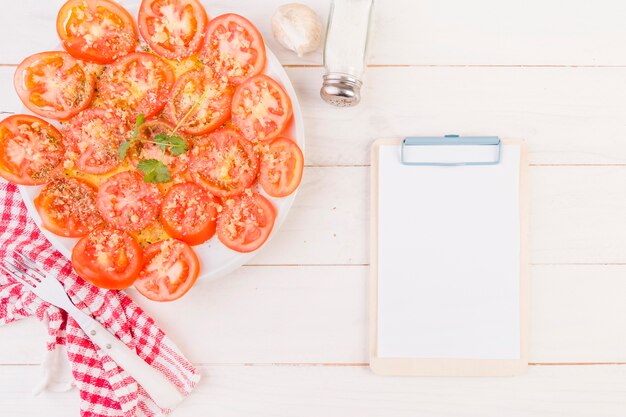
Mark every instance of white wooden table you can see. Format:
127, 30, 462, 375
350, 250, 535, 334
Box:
3, 0, 626, 415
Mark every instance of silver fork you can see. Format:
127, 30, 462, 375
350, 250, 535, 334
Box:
1, 252, 184, 409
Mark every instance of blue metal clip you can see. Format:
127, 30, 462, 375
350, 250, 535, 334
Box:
400, 135, 501, 166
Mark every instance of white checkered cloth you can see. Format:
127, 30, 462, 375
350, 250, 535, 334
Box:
0, 181, 200, 416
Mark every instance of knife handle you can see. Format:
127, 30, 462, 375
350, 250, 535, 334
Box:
81, 317, 184, 409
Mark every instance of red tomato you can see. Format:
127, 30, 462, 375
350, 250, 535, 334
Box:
0, 115, 64, 185
160, 182, 218, 245
201, 13, 266, 85
14, 52, 96, 120
217, 193, 276, 253
134, 239, 200, 301
129, 119, 190, 176
34, 177, 103, 237
231, 74, 293, 142
259, 137, 304, 197
188, 127, 259, 198
72, 226, 143, 289
62, 108, 127, 174
57, 0, 138, 64
98, 52, 175, 118
138, 0, 208, 60
96, 171, 163, 232
164, 68, 234, 135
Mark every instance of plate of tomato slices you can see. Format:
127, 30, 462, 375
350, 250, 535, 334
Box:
2, 0, 305, 302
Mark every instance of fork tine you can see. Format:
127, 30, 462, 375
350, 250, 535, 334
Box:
14, 252, 45, 275
0, 264, 35, 289
6, 258, 41, 283
5, 259, 41, 284
12, 256, 44, 281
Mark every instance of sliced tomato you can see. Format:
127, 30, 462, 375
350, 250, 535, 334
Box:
138, 0, 208, 60
259, 137, 304, 197
188, 127, 259, 198
134, 239, 199, 301
231, 74, 293, 142
34, 177, 103, 237
14, 51, 96, 120
0, 115, 64, 185
98, 52, 175, 118
129, 119, 190, 176
160, 182, 218, 245
201, 13, 266, 85
72, 226, 143, 289
217, 193, 275, 253
164, 67, 234, 135
96, 171, 163, 232
57, 0, 138, 64
62, 108, 127, 174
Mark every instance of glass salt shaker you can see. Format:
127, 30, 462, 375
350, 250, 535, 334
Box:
320, 0, 374, 107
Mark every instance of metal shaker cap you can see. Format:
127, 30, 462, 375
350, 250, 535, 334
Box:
320, 74, 362, 107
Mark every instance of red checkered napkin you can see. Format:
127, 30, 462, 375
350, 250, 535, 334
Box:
0, 181, 200, 417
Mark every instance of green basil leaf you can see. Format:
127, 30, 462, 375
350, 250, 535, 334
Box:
117, 140, 131, 159
137, 159, 171, 183
151, 133, 188, 155
167, 135, 188, 155
152, 133, 169, 152
133, 113, 145, 138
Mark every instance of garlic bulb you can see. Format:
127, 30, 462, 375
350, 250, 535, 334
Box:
272, 3, 322, 57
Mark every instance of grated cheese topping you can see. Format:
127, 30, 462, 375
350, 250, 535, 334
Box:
3, 120, 64, 181
166, 67, 231, 133
150, 3, 196, 48
84, 228, 137, 273
220, 194, 268, 241
189, 129, 258, 195
37, 177, 102, 235
22, 54, 93, 115
162, 183, 216, 235
204, 20, 257, 81
96, 171, 163, 232
65, 2, 137, 61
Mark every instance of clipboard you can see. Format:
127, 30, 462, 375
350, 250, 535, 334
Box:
370, 136, 529, 376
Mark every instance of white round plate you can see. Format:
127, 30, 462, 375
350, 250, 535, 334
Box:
18, 3, 304, 283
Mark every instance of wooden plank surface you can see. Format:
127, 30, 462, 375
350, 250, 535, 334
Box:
0, 0, 327, 66
5, 65, 626, 166
2, 0, 626, 415
4, 0, 626, 66
223, 166, 626, 265
3, 364, 626, 417
2, 265, 626, 365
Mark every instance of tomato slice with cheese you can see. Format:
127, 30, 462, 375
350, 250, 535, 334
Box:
138, 0, 208, 60
129, 119, 190, 176
201, 13, 266, 85
72, 226, 143, 289
14, 51, 96, 120
165, 68, 234, 135
96, 171, 163, 232
57, 0, 138, 64
134, 239, 199, 301
34, 177, 103, 237
160, 182, 218, 245
231, 74, 293, 142
98, 52, 175, 118
259, 137, 304, 197
0, 115, 65, 186
62, 108, 127, 174
217, 193, 276, 253
188, 127, 259, 198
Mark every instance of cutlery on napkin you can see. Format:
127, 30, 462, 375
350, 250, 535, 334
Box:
0, 181, 200, 417
3, 252, 185, 409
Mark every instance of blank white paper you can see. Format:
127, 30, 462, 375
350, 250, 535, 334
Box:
377, 144, 521, 359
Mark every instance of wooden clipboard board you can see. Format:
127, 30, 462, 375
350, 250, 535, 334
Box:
369, 137, 529, 376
